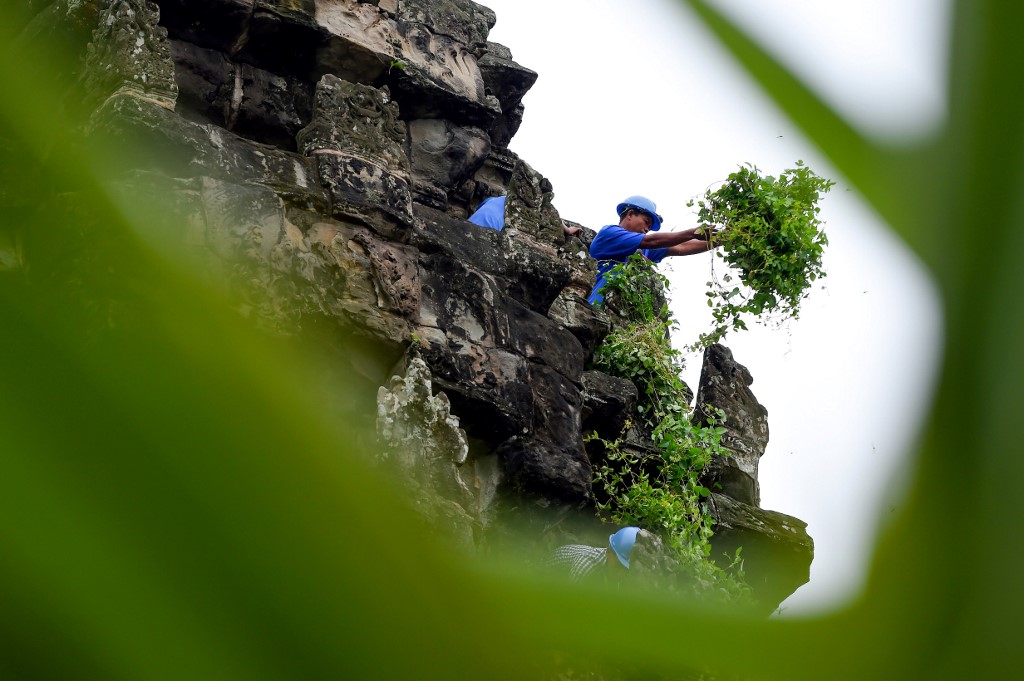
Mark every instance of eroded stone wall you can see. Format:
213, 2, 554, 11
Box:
13, 0, 811, 611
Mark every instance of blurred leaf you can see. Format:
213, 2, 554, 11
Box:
5, 1, 1024, 680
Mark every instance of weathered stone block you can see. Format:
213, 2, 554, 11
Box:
528, 364, 585, 448
299, 214, 419, 330
695, 343, 769, 505
383, 31, 501, 127
153, 0, 254, 54
505, 300, 586, 380
470, 147, 517, 202
171, 38, 316, 149
311, 152, 414, 239
199, 176, 287, 261
560, 227, 599, 295
487, 102, 525, 149
417, 250, 504, 345
356, 0, 398, 15
580, 370, 638, 442
313, 0, 395, 81
397, 0, 496, 52
88, 94, 328, 213
169, 39, 234, 126
377, 357, 472, 502
410, 203, 570, 318
498, 230, 571, 314
233, 61, 315, 149
238, 2, 324, 79
504, 159, 565, 243
410, 204, 505, 271
297, 76, 407, 167
700, 455, 759, 508
708, 493, 813, 615
547, 291, 611, 357
415, 338, 532, 443
478, 41, 537, 113
407, 119, 491, 209
82, 0, 178, 111
497, 436, 592, 505
298, 76, 413, 238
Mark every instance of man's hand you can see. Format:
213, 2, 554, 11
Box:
694, 225, 724, 240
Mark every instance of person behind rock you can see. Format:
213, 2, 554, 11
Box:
467, 194, 583, 236
468, 194, 507, 231
547, 526, 640, 583
588, 195, 717, 305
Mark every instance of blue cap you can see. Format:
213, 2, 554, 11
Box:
609, 526, 641, 569
616, 196, 662, 231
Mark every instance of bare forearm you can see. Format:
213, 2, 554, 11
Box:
666, 240, 714, 256
639, 227, 701, 248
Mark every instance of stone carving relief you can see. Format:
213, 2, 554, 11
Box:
298, 75, 407, 168
377, 356, 502, 548
82, 0, 178, 111
316, 0, 395, 51
297, 75, 413, 238
504, 158, 565, 244
407, 118, 490, 209
397, 24, 485, 103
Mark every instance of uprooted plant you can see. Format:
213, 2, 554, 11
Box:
691, 161, 833, 348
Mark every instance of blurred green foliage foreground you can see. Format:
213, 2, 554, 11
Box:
3, 1, 1024, 678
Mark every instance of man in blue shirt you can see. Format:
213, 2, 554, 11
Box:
588, 195, 716, 305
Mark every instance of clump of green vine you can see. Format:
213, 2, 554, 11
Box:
593, 256, 681, 414
691, 161, 833, 348
590, 255, 750, 600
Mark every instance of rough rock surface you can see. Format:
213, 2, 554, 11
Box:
377, 356, 501, 549
24, 0, 813, 612
695, 343, 769, 507
708, 493, 813, 615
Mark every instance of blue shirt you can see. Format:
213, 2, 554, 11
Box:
642, 247, 668, 264
589, 224, 659, 305
468, 195, 506, 231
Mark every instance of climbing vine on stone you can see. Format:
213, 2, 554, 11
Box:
590, 255, 750, 600
691, 161, 833, 349
592, 256, 682, 415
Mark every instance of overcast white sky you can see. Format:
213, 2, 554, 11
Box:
481, 0, 950, 613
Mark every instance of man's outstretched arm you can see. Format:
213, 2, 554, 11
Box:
665, 238, 718, 256
638, 227, 703, 249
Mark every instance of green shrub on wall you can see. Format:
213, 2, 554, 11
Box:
591, 255, 750, 600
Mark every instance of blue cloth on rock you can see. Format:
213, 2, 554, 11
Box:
468, 195, 506, 231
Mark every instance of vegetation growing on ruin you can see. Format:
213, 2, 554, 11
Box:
588, 161, 831, 595
590, 255, 750, 600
